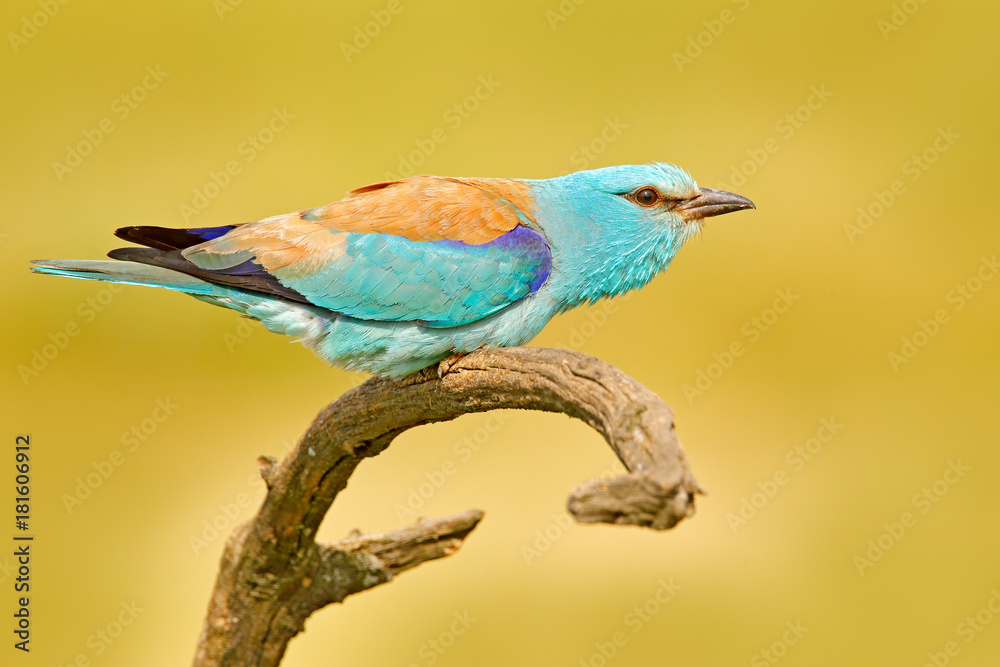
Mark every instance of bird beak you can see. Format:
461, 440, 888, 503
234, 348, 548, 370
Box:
676, 188, 755, 222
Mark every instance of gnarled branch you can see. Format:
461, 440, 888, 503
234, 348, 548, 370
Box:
192, 347, 702, 666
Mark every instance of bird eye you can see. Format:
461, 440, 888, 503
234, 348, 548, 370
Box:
634, 187, 659, 207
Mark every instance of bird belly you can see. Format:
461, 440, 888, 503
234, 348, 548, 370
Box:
240, 286, 560, 377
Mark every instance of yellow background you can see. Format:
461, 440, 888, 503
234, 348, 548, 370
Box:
3, 0, 999, 664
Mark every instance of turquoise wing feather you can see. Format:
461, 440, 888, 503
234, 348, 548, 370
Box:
167, 175, 551, 327
263, 226, 550, 327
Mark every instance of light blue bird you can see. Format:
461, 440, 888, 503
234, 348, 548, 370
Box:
32, 164, 754, 376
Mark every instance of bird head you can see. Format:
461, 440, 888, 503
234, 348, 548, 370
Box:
528, 163, 755, 304
552, 162, 753, 241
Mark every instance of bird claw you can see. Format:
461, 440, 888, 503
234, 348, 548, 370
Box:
437, 352, 468, 379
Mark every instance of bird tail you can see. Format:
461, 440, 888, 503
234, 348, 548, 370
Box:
30, 224, 324, 344
30, 258, 327, 346
30, 259, 219, 296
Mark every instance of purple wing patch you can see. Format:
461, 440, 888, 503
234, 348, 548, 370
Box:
492, 225, 551, 293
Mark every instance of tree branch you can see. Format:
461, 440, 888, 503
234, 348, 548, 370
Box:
192, 347, 702, 666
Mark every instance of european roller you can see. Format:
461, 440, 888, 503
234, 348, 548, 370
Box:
32, 164, 754, 377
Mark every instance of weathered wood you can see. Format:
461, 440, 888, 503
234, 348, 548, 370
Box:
193, 347, 701, 666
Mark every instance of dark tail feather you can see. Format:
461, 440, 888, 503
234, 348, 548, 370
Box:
107, 246, 311, 304
114, 224, 238, 251
107, 223, 310, 305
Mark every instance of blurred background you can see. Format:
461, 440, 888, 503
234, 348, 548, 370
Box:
3, 0, 999, 664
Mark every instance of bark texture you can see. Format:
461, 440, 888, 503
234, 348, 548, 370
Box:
193, 346, 702, 666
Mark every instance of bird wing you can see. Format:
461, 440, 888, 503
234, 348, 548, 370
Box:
169, 176, 551, 327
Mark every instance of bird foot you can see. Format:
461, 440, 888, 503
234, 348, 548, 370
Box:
437, 346, 496, 378
437, 351, 469, 379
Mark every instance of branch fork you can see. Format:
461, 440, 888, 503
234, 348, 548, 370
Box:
193, 347, 702, 666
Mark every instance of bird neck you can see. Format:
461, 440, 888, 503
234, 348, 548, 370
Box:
524, 179, 682, 310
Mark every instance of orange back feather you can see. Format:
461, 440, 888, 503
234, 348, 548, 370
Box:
182, 176, 537, 272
